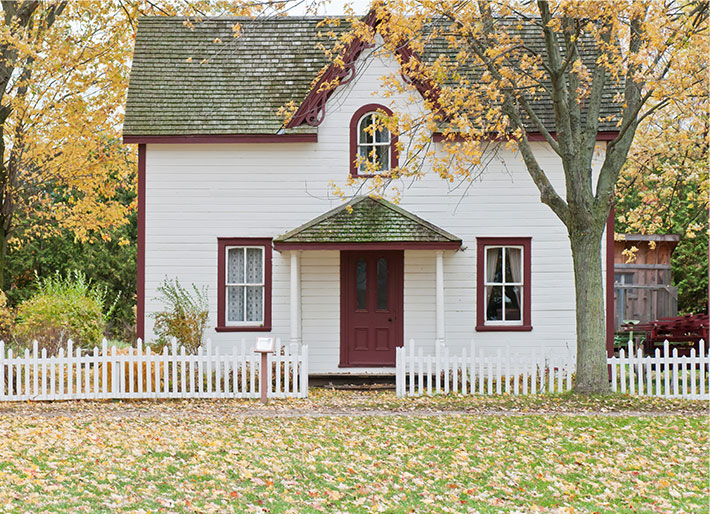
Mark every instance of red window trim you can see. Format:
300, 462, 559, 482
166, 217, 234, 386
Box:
349, 104, 399, 178
216, 237, 273, 332
476, 237, 532, 332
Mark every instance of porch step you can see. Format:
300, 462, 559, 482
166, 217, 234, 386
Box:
310, 375, 396, 390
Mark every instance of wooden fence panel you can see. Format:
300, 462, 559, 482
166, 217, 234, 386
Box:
0, 338, 308, 401
396, 339, 708, 400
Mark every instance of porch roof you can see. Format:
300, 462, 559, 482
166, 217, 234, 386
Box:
273, 196, 462, 250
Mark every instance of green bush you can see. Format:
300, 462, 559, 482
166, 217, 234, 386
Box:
151, 277, 208, 353
15, 271, 114, 353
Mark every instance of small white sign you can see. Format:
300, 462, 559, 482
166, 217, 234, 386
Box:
254, 337, 275, 353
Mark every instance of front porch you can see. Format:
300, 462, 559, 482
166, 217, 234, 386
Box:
273, 196, 462, 374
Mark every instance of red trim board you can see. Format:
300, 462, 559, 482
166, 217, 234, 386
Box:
136, 144, 146, 341
216, 238, 273, 333
273, 241, 461, 251
475, 237, 532, 332
606, 207, 615, 358
123, 134, 317, 145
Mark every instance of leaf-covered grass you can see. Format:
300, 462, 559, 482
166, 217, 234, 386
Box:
0, 412, 706, 513
0, 392, 707, 512
2, 388, 706, 418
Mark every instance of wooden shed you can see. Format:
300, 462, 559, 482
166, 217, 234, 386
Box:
613, 234, 680, 331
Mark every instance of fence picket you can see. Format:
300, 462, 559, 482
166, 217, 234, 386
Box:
681, 354, 687, 398
654, 348, 667, 397
699, 340, 706, 399
636, 347, 643, 396
461, 347, 467, 395
672, 348, 678, 398
627, 340, 634, 395
690, 348, 697, 399
663, 340, 671, 398
0, 341, 4, 400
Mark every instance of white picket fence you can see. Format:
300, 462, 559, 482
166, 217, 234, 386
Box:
397, 339, 710, 400
609, 339, 708, 400
396, 340, 575, 397
0, 338, 308, 401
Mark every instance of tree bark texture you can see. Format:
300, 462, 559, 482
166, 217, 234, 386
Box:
569, 226, 610, 393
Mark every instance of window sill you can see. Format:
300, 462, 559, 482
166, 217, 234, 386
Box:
475, 324, 532, 332
215, 325, 272, 333
352, 172, 392, 179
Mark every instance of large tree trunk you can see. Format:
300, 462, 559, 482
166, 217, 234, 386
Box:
569, 228, 610, 394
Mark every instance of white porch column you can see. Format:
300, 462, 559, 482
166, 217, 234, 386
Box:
435, 250, 445, 345
289, 251, 302, 345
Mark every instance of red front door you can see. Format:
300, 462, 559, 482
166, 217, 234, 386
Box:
340, 250, 404, 367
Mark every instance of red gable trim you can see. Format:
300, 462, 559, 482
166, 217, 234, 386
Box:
286, 10, 440, 129
123, 134, 317, 144
273, 241, 461, 251
433, 131, 620, 143
606, 207, 615, 359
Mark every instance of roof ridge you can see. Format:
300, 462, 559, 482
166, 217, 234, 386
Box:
137, 15, 336, 21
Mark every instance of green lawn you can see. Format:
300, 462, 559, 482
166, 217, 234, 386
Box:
0, 393, 706, 513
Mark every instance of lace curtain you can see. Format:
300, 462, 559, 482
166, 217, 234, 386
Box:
227, 247, 264, 323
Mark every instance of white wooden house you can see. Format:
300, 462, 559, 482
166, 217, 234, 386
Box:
123, 15, 618, 375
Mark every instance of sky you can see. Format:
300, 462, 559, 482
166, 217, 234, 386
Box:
287, 0, 373, 16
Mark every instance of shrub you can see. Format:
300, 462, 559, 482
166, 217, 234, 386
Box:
151, 278, 208, 353
15, 270, 114, 354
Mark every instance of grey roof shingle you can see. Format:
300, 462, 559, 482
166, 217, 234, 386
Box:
124, 16, 623, 136
274, 196, 463, 244
125, 17, 342, 136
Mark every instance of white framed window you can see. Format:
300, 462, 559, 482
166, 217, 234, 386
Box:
483, 245, 524, 324
357, 112, 391, 173
225, 246, 265, 325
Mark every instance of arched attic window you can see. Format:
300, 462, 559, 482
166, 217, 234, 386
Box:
349, 104, 399, 177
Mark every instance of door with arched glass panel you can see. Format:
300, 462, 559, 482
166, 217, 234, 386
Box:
340, 251, 404, 366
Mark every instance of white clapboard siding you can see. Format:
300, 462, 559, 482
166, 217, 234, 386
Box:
0, 338, 308, 402
608, 339, 709, 400
143, 43, 587, 374
396, 340, 575, 397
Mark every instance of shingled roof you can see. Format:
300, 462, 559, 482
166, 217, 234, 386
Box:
273, 196, 462, 248
124, 16, 623, 137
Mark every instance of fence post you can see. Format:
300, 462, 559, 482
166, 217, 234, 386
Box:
699, 340, 706, 399
409, 340, 416, 396
627, 339, 634, 395
300, 345, 308, 398
0, 341, 4, 401
663, 340, 670, 398
690, 348, 697, 399
32, 341, 39, 399
394, 346, 402, 398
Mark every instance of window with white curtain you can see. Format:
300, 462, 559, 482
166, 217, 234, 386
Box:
357, 112, 391, 173
483, 245, 523, 324
226, 246, 264, 324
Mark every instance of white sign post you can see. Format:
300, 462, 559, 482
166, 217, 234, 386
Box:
254, 337, 275, 403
